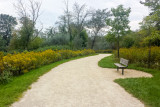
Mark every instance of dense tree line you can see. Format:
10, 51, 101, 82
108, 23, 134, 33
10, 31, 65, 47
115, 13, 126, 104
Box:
0, 0, 159, 52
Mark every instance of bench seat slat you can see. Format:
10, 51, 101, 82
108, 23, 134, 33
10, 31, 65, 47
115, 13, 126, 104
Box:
114, 63, 126, 68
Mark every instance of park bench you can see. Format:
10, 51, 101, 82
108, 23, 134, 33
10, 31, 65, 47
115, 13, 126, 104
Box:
114, 58, 129, 75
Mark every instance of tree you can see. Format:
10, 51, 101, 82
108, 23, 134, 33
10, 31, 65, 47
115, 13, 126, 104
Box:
0, 36, 7, 51
14, 0, 42, 50
19, 17, 35, 49
64, 0, 73, 43
55, 2, 90, 49
140, 0, 160, 30
139, 14, 157, 68
87, 9, 110, 49
72, 2, 89, 37
106, 5, 131, 58
79, 30, 88, 47
105, 32, 117, 49
46, 27, 57, 38
56, 15, 68, 34
0, 14, 17, 47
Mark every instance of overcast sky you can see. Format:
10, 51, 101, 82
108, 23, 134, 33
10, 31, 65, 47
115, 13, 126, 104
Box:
0, 0, 149, 31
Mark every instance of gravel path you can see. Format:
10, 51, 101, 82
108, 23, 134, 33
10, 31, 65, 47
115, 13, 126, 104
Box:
12, 54, 152, 107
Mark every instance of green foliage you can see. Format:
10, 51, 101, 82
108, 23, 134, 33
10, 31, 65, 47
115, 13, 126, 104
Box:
19, 17, 34, 49
0, 36, 7, 51
95, 49, 113, 53
87, 9, 110, 49
106, 5, 131, 57
28, 37, 43, 50
8, 32, 22, 50
0, 14, 17, 47
121, 35, 134, 48
44, 33, 70, 46
143, 31, 160, 46
35, 45, 71, 52
105, 32, 117, 49
90, 36, 108, 50
9, 17, 42, 51
0, 70, 12, 84
73, 35, 83, 49
79, 30, 88, 47
106, 5, 131, 37
140, 0, 160, 30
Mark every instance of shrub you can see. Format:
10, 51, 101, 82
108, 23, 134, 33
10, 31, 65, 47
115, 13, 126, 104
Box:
0, 49, 95, 76
95, 49, 113, 53
0, 70, 12, 84
35, 45, 71, 52
115, 46, 160, 69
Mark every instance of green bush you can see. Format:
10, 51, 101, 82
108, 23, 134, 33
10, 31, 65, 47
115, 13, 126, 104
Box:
95, 49, 113, 53
35, 45, 71, 52
0, 70, 12, 84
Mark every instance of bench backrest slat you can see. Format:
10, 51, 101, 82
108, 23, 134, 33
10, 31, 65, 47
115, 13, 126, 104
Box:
120, 58, 129, 66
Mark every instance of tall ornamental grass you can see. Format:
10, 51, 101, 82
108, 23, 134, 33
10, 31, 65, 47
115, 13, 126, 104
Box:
115, 46, 160, 69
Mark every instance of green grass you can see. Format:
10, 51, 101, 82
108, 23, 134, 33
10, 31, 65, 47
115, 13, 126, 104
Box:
0, 54, 96, 107
98, 55, 116, 68
98, 55, 160, 107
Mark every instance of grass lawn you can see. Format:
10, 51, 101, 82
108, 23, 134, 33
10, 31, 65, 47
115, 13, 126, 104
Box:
0, 54, 96, 107
98, 55, 160, 107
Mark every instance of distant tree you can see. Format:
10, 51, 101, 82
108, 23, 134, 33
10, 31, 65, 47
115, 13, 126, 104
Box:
72, 2, 90, 37
87, 9, 110, 49
56, 2, 90, 49
106, 5, 131, 58
46, 27, 57, 38
64, 0, 73, 43
139, 14, 157, 68
9, 30, 22, 50
79, 30, 88, 47
0, 36, 7, 51
14, 0, 42, 50
121, 36, 134, 48
19, 17, 35, 49
56, 0, 73, 46
140, 0, 160, 30
105, 31, 117, 49
0, 14, 17, 46
56, 15, 68, 34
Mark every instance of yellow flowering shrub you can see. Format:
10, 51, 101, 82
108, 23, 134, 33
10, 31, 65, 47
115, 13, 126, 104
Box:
114, 46, 160, 69
0, 49, 95, 75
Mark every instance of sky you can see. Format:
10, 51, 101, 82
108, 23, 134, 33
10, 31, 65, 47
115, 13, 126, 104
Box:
0, 0, 149, 31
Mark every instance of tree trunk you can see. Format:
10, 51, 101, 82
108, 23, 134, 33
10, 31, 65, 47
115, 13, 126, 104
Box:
117, 34, 120, 58
148, 40, 151, 68
91, 36, 96, 49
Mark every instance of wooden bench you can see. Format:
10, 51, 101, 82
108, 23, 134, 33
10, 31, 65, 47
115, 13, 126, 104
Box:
114, 58, 129, 75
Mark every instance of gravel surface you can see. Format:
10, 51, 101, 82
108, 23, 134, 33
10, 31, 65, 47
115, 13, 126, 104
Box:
12, 54, 152, 107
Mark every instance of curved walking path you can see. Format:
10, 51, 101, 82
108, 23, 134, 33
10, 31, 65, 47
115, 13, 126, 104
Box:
12, 54, 152, 107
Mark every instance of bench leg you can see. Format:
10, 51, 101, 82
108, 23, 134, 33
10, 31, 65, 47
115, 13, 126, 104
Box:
117, 67, 119, 71
122, 69, 124, 75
